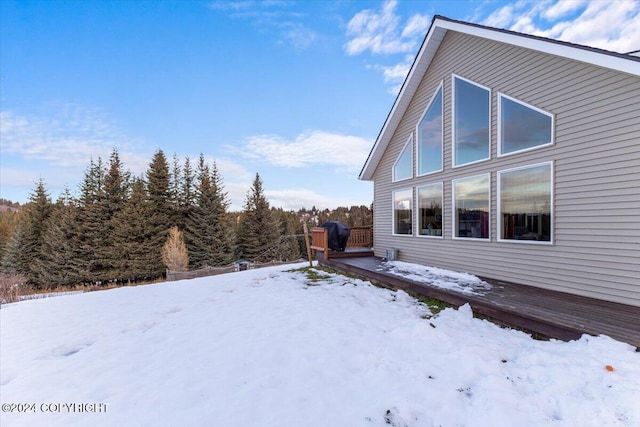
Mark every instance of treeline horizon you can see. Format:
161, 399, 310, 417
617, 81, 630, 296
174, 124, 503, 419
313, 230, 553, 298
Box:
0, 149, 372, 290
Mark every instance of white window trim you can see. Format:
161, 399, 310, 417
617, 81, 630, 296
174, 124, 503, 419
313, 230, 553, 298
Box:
416, 82, 444, 177
451, 74, 491, 169
497, 92, 555, 157
392, 187, 414, 237
497, 161, 554, 245
451, 173, 491, 241
392, 134, 414, 182
416, 182, 444, 239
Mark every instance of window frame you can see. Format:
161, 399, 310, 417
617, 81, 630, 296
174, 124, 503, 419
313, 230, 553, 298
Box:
392, 134, 413, 182
451, 74, 491, 169
497, 92, 554, 157
416, 82, 444, 177
416, 182, 444, 239
451, 173, 491, 241
497, 161, 554, 245
392, 188, 414, 236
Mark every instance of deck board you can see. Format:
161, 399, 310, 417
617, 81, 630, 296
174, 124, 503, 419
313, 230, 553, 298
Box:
319, 256, 640, 349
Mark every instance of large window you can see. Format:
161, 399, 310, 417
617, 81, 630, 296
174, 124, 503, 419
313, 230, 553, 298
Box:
417, 183, 443, 237
453, 174, 490, 240
453, 75, 490, 167
417, 84, 443, 175
498, 163, 553, 243
393, 135, 413, 182
393, 189, 413, 235
499, 93, 553, 156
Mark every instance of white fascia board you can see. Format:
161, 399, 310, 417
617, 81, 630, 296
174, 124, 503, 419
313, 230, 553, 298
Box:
437, 19, 640, 77
359, 25, 446, 181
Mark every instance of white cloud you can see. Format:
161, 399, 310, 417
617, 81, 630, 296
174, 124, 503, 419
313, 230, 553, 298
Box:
370, 56, 413, 94
209, 0, 316, 51
344, 0, 428, 55
401, 13, 430, 39
344, 1, 431, 93
264, 188, 343, 211
280, 22, 317, 51
481, 3, 516, 28
239, 130, 372, 171
480, 0, 640, 54
542, 0, 587, 20
0, 105, 154, 202
0, 106, 150, 173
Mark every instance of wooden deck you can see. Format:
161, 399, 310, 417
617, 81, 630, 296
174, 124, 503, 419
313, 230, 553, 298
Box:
319, 255, 640, 349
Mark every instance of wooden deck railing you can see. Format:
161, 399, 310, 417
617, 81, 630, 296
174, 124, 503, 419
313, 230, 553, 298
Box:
309, 226, 373, 260
347, 226, 373, 248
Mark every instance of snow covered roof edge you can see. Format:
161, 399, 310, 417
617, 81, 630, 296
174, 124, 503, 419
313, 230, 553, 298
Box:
358, 15, 640, 181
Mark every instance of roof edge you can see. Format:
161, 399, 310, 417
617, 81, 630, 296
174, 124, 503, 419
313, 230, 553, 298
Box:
358, 15, 640, 182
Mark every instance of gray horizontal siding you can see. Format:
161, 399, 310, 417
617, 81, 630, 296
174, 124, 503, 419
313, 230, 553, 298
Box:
371, 31, 640, 306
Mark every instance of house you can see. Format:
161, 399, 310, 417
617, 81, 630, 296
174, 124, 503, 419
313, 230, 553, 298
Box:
359, 16, 640, 307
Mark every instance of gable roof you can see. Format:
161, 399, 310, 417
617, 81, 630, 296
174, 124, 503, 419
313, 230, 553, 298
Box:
359, 15, 640, 181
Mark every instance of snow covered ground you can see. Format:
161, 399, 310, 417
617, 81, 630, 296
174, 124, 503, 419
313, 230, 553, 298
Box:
1, 262, 639, 427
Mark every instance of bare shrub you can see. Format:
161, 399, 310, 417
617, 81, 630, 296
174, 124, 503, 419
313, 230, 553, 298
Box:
0, 273, 28, 304
162, 226, 189, 272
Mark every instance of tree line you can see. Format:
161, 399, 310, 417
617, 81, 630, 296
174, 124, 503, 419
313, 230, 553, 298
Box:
0, 149, 372, 289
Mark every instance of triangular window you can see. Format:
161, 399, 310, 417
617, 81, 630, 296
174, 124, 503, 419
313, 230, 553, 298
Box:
393, 135, 413, 182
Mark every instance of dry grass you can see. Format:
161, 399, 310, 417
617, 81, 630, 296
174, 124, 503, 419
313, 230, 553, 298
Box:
0, 273, 28, 304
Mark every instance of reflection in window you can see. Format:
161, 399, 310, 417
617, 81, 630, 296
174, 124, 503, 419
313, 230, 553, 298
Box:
453, 174, 490, 239
453, 76, 490, 166
499, 94, 553, 155
499, 163, 552, 242
393, 135, 413, 182
418, 183, 443, 237
393, 189, 413, 235
417, 84, 443, 175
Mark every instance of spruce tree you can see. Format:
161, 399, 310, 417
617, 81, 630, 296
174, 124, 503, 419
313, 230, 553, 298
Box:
145, 150, 174, 277
272, 208, 302, 261
75, 158, 109, 283
100, 149, 131, 279
236, 173, 280, 262
3, 179, 53, 287
111, 178, 159, 282
185, 156, 235, 267
33, 189, 82, 288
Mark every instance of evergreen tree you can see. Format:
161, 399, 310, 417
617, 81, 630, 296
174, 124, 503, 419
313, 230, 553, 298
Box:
100, 149, 131, 279
145, 150, 174, 277
174, 156, 195, 232
111, 178, 159, 282
0, 207, 22, 263
3, 179, 53, 287
185, 156, 235, 267
272, 208, 302, 261
75, 158, 109, 283
236, 173, 280, 262
33, 189, 82, 288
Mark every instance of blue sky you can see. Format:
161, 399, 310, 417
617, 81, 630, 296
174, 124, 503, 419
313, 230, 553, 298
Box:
1, 0, 638, 211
